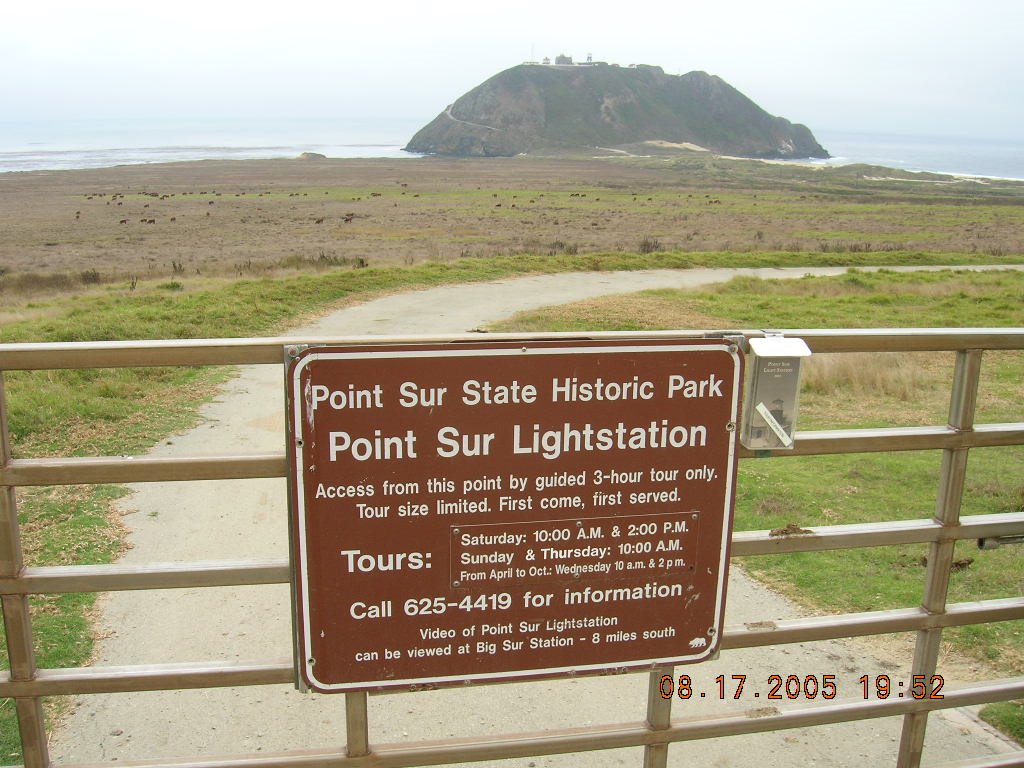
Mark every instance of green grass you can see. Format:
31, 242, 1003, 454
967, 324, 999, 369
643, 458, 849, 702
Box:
980, 700, 1024, 743
491, 268, 1024, 677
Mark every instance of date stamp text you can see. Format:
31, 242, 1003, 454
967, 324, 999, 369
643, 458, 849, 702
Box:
659, 674, 946, 701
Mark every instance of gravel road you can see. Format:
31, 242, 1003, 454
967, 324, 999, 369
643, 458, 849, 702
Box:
49, 267, 1018, 767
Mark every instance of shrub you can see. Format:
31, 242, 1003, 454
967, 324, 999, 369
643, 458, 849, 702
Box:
639, 235, 662, 254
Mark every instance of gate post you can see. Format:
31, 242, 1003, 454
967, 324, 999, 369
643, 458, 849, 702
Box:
896, 349, 981, 768
345, 691, 370, 757
0, 372, 51, 768
643, 665, 673, 768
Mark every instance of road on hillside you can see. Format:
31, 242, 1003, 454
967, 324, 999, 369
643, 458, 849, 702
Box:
50, 267, 1019, 767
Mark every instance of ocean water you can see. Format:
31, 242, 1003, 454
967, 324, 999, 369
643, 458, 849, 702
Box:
811, 129, 1024, 181
0, 117, 424, 173
0, 118, 1021, 180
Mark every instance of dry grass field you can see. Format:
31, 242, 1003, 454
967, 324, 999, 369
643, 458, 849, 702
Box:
2, 155, 1023, 295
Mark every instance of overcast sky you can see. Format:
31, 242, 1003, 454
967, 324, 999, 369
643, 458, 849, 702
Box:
2, 0, 1021, 141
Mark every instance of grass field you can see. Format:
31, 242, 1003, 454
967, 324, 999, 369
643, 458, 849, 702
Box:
489, 268, 1024, 744
2, 155, 1023, 296
1, 156, 1023, 758
490, 269, 1023, 655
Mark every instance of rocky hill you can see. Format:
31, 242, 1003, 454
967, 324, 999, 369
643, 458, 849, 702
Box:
406, 63, 828, 159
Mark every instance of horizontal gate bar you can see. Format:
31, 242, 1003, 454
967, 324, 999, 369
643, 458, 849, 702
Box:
790, 328, 1024, 354
732, 512, 1024, 556
721, 597, 1024, 649
2, 515, 1021, 594
3, 598, 1020, 697
779, 423, 1024, 457
1, 453, 286, 486
0, 659, 292, 696
4, 424, 1022, 486
47, 677, 1024, 768
0, 559, 291, 594
1, 328, 1022, 370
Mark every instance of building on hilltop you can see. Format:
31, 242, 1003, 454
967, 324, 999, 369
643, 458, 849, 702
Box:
532, 53, 602, 67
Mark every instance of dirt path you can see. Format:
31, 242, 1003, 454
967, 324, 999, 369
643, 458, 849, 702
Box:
443, 105, 500, 132
49, 267, 1018, 767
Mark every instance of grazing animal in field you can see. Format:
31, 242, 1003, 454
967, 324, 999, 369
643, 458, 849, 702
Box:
119, 219, 127, 224
314, 217, 324, 224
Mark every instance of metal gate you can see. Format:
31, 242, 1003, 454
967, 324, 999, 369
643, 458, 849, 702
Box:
1, 328, 1023, 768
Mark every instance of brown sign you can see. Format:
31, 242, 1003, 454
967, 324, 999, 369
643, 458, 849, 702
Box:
287, 339, 742, 692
